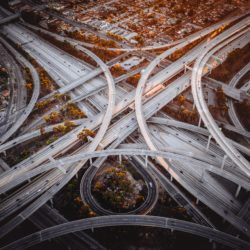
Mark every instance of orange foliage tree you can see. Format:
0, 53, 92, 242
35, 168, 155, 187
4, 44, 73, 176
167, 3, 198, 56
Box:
61, 103, 86, 119
44, 111, 63, 124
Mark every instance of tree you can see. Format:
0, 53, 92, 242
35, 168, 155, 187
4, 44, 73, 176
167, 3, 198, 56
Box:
134, 35, 144, 46
110, 63, 127, 77
77, 129, 95, 142
61, 103, 86, 119
177, 95, 186, 105
25, 82, 33, 91
44, 111, 63, 124
127, 73, 141, 86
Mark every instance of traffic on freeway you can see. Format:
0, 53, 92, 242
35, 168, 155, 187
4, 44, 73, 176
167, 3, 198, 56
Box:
0, 1, 249, 249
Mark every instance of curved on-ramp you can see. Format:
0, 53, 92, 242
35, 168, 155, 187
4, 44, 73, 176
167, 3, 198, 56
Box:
191, 18, 250, 177
0, 32, 116, 239
228, 62, 250, 131
1, 148, 249, 197
0, 37, 40, 144
79, 155, 158, 215
1, 215, 249, 250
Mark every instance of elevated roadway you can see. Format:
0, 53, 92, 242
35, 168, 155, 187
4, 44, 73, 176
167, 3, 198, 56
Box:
228, 62, 250, 131
1, 215, 249, 250
0, 7, 249, 240
0, 37, 40, 144
0, 37, 248, 237
204, 77, 250, 102
80, 155, 158, 215
0, 13, 19, 25
134, 18, 250, 235
191, 19, 250, 176
1, 148, 249, 197
0, 16, 117, 238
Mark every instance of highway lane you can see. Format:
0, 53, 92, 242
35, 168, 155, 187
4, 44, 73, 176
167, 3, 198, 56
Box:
0, 150, 105, 250
150, 124, 246, 207
0, 37, 40, 144
0, 7, 240, 169
191, 19, 250, 177
0, 13, 19, 25
241, 79, 250, 92
204, 76, 250, 102
0, 42, 26, 133
0, 37, 242, 189
30, 205, 106, 250
0, 21, 117, 237
134, 19, 250, 234
2, 69, 247, 226
130, 152, 214, 227
1, 141, 249, 199
1, 215, 249, 250
1, 30, 94, 118
0, 12, 129, 131
1, 22, 135, 131
0, 44, 16, 130
0, 146, 225, 196
216, 120, 250, 139
149, 116, 250, 155
0, 42, 247, 236
80, 155, 158, 215
25, 67, 141, 133
228, 62, 250, 131
0, 8, 248, 240
1, 23, 102, 118
0, 118, 87, 153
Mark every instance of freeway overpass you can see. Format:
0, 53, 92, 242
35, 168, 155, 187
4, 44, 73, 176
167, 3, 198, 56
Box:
1, 215, 249, 250
191, 18, 250, 177
0, 13, 19, 25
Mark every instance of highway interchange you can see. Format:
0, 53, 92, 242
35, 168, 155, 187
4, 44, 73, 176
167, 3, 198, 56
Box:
0, 2, 249, 249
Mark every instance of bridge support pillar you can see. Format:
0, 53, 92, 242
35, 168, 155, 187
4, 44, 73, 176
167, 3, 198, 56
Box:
212, 242, 217, 250
198, 116, 202, 127
89, 158, 93, 166
212, 55, 222, 64
50, 199, 54, 208
184, 64, 192, 73
235, 185, 241, 198
119, 154, 122, 164
192, 103, 196, 111
205, 63, 213, 74
76, 173, 78, 179
170, 175, 173, 182
206, 135, 212, 151
220, 155, 227, 170
195, 198, 199, 205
